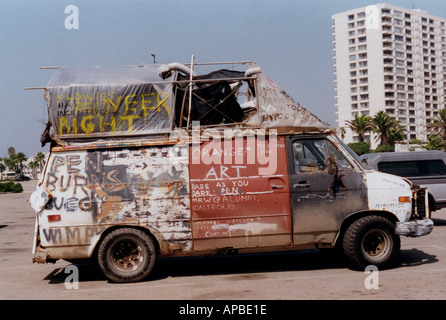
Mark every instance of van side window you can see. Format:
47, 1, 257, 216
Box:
378, 160, 446, 177
293, 139, 353, 173
326, 141, 354, 170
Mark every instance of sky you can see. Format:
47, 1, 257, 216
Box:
1, 0, 446, 158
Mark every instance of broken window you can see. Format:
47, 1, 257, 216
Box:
293, 139, 353, 173
174, 69, 255, 127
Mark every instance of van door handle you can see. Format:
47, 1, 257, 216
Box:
294, 181, 310, 189
268, 178, 285, 190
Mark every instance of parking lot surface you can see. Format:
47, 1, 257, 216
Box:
1, 180, 446, 300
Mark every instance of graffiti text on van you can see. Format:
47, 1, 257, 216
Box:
190, 122, 278, 176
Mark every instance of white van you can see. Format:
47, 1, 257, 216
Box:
361, 151, 446, 212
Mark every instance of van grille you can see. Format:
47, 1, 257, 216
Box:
412, 188, 428, 219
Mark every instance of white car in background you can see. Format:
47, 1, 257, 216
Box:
361, 150, 446, 212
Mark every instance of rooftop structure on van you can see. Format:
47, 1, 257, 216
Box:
36, 59, 330, 148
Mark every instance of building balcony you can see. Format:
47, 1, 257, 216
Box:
383, 50, 394, 57
382, 18, 392, 26
385, 98, 395, 105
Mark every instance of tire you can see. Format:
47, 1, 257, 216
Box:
343, 215, 400, 270
97, 228, 156, 283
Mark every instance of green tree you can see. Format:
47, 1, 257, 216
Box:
2, 157, 15, 171
371, 111, 403, 147
387, 126, 406, 148
424, 134, 446, 150
29, 160, 39, 179
3, 147, 28, 173
347, 142, 371, 156
374, 145, 395, 153
0, 163, 5, 181
14, 152, 27, 172
34, 152, 46, 173
7, 147, 15, 158
346, 115, 373, 143
427, 108, 446, 140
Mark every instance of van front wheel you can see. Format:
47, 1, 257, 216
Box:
98, 228, 156, 283
343, 215, 400, 270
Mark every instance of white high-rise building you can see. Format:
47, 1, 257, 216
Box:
332, 3, 446, 148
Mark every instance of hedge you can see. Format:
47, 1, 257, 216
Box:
0, 181, 23, 193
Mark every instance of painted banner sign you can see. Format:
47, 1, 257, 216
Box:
45, 65, 174, 140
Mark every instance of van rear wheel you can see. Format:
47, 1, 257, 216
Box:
98, 228, 156, 283
343, 215, 400, 270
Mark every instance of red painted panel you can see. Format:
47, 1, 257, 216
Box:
189, 135, 292, 251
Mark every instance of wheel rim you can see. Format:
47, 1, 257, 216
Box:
111, 240, 144, 272
362, 229, 391, 262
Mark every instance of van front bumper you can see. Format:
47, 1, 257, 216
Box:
396, 218, 434, 237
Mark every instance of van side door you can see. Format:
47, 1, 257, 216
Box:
286, 136, 367, 246
189, 135, 292, 252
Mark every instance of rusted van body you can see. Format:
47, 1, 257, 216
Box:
30, 60, 433, 282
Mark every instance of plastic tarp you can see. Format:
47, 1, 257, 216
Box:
174, 66, 328, 131
44, 65, 174, 141
42, 62, 329, 146
252, 69, 329, 131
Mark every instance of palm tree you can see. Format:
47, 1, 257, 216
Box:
7, 147, 15, 158
34, 152, 46, 173
29, 160, 39, 179
427, 108, 446, 140
424, 134, 446, 150
346, 114, 373, 143
387, 126, 406, 148
14, 152, 27, 173
3, 157, 15, 171
0, 163, 5, 181
371, 111, 400, 147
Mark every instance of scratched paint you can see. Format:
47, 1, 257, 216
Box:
37, 144, 191, 252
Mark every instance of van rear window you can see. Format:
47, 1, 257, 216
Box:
378, 160, 446, 177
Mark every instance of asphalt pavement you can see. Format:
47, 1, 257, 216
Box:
1, 180, 446, 302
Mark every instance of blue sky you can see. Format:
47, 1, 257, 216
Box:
1, 0, 446, 157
